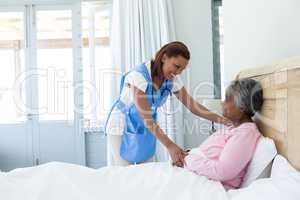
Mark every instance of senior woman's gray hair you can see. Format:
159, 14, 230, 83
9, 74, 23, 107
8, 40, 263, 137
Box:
228, 78, 263, 117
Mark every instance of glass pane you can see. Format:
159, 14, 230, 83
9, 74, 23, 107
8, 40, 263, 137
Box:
82, 2, 112, 127
0, 12, 26, 123
36, 10, 74, 121
218, 6, 225, 99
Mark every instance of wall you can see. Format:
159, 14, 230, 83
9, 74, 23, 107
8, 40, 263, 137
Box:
85, 129, 107, 168
223, 0, 300, 86
172, 0, 215, 148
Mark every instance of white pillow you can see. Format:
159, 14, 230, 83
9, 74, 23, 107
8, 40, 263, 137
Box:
271, 154, 300, 179
229, 155, 300, 200
270, 155, 300, 199
241, 136, 277, 187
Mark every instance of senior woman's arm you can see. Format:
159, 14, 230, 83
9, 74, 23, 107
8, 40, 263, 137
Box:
184, 127, 260, 181
174, 87, 231, 125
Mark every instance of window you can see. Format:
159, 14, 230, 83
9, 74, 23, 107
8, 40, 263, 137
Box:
36, 9, 74, 121
0, 11, 26, 123
212, 0, 223, 99
0, 2, 112, 124
33, 2, 112, 122
81, 1, 112, 128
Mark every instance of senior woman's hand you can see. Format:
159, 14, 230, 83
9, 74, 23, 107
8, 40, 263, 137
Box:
167, 142, 188, 167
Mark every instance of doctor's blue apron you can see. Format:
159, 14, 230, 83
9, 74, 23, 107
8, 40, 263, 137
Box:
105, 63, 173, 163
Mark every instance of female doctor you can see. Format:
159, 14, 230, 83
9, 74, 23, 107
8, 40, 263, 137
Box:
105, 41, 231, 167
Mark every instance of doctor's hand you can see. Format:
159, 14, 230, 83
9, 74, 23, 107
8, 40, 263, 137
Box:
220, 116, 233, 127
167, 143, 188, 168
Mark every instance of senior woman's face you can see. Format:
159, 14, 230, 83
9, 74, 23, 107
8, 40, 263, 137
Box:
222, 89, 244, 122
162, 55, 188, 80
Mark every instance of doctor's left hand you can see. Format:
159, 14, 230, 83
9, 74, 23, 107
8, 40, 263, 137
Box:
167, 143, 188, 167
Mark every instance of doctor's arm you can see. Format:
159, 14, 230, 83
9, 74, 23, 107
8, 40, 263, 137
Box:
132, 86, 187, 166
174, 87, 231, 125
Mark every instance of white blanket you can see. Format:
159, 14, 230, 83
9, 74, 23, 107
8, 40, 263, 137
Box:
0, 162, 228, 200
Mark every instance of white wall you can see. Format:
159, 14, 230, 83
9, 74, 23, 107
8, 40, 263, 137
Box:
223, 0, 300, 86
173, 0, 214, 148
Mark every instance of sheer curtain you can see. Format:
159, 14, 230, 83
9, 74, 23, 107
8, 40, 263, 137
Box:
108, 0, 184, 164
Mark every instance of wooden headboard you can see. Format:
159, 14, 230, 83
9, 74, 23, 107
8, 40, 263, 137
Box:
236, 57, 300, 171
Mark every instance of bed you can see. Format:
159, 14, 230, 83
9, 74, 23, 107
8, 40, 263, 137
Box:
230, 56, 300, 200
1, 57, 300, 200
237, 56, 300, 171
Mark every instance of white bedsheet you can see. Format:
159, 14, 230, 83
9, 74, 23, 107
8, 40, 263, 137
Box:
0, 162, 228, 200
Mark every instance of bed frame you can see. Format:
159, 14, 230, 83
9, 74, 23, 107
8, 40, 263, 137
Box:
236, 57, 300, 171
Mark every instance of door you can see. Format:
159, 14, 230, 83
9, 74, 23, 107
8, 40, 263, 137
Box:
0, 8, 33, 171
0, 3, 85, 171
32, 4, 84, 165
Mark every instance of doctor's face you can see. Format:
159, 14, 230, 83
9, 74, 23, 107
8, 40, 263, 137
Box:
161, 55, 188, 80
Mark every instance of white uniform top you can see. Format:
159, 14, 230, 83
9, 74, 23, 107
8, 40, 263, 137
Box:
106, 61, 184, 135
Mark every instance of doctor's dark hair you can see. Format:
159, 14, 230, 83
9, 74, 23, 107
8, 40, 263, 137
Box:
228, 78, 264, 117
151, 41, 190, 80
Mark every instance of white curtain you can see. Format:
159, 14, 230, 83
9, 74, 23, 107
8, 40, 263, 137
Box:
108, 0, 184, 163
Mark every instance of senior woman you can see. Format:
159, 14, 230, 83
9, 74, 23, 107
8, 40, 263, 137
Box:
184, 78, 264, 190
